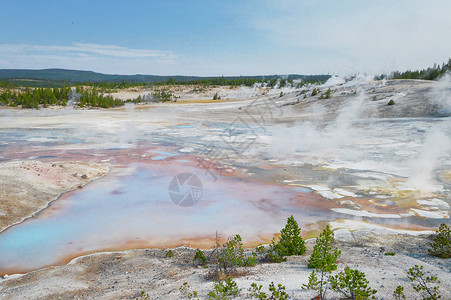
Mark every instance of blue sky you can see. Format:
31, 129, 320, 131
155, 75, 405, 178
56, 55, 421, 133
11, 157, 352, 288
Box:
1, 0, 450, 76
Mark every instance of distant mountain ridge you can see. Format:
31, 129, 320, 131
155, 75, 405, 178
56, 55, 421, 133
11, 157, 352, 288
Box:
0, 68, 329, 83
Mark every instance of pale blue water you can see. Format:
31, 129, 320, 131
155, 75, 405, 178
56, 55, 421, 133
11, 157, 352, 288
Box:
151, 156, 168, 160
0, 163, 319, 275
150, 151, 179, 156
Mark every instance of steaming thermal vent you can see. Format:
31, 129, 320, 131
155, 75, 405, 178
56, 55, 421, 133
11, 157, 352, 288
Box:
119, 103, 137, 147
266, 86, 368, 158
406, 73, 451, 193
262, 74, 451, 198
67, 89, 81, 109
407, 127, 451, 193
431, 73, 451, 114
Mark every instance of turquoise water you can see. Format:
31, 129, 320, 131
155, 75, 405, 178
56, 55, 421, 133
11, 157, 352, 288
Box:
150, 150, 180, 160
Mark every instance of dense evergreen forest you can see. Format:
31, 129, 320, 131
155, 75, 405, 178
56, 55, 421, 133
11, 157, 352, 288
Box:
0, 87, 72, 109
75, 86, 127, 108
389, 59, 451, 80
0, 86, 128, 109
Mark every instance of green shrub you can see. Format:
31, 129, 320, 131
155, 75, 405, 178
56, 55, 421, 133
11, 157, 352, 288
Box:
247, 283, 267, 299
279, 91, 284, 98
268, 282, 289, 300
217, 235, 244, 273
384, 252, 396, 256
194, 249, 207, 265
136, 291, 151, 300
393, 285, 406, 300
216, 235, 244, 273
242, 255, 257, 267
387, 99, 395, 105
253, 244, 286, 263
265, 244, 287, 263
407, 265, 441, 300
216, 234, 255, 273
252, 245, 266, 260
179, 282, 198, 299
213, 92, 221, 100
208, 277, 241, 299
165, 250, 174, 258
428, 223, 451, 258
324, 88, 331, 99
153, 89, 174, 102
329, 266, 377, 299
247, 282, 288, 300
311, 88, 318, 96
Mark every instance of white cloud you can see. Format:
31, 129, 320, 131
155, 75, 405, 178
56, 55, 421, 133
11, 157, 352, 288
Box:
0, 43, 178, 74
245, 0, 451, 74
0, 43, 175, 59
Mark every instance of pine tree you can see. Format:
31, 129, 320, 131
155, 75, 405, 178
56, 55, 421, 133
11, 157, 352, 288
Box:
303, 225, 341, 299
276, 215, 306, 256
407, 265, 442, 300
324, 88, 331, 99
428, 223, 451, 258
308, 225, 341, 270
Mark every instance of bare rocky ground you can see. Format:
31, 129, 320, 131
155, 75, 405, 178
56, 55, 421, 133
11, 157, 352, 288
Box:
0, 232, 449, 299
285, 79, 447, 120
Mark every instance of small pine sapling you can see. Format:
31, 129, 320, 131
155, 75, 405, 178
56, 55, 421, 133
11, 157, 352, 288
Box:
428, 223, 451, 258
303, 225, 341, 299
194, 249, 207, 265
207, 277, 241, 299
393, 285, 406, 300
329, 266, 377, 299
407, 265, 442, 300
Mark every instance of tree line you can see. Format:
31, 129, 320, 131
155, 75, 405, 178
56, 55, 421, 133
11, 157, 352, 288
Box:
388, 58, 451, 81
75, 86, 125, 108
0, 86, 126, 109
0, 87, 72, 109
0, 85, 179, 109
0, 75, 330, 90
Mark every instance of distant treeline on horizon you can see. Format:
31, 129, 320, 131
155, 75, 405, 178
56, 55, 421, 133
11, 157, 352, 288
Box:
0, 69, 330, 88
382, 58, 451, 81
0, 58, 450, 88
